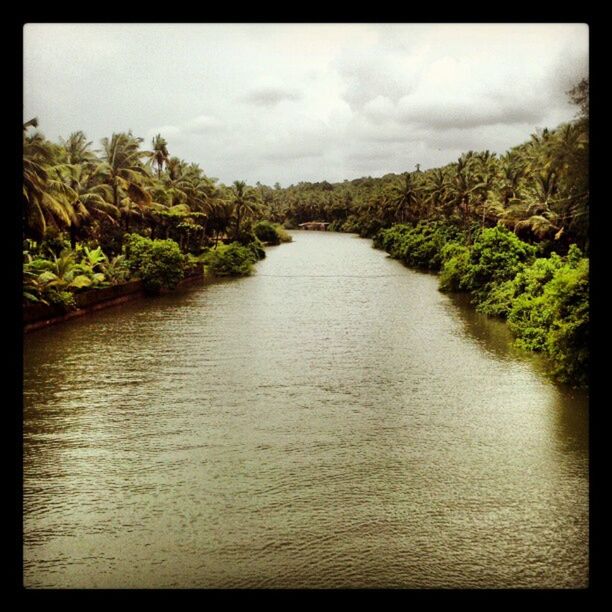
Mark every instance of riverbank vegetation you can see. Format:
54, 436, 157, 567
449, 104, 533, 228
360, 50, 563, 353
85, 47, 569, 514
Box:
22, 125, 290, 309
22, 79, 588, 385
253, 220, 293, 246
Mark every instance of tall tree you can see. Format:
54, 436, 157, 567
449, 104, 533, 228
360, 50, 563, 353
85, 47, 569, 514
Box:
151, 134, 170, 179
230, 180, 261, 239
23, 128, 77, 239
96, 132, 152, 231
390, 173, 421, 223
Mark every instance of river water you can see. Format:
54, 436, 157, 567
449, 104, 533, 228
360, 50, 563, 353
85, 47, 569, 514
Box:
23, 231, 589, 589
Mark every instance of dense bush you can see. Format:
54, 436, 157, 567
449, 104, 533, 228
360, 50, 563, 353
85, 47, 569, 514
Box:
124, 234, 186, 293
478, 253, 564, 318
274, 225, 293, 243
544, 257, 589, 385
253, 220, 281, 245
505, 250, 588, 384
462, 225, 537, 301
204, 242, 258, 276
23, 247, 108, 309
374, 222, 465, 270
438, 243, 472, 293
245, 238, 266, 261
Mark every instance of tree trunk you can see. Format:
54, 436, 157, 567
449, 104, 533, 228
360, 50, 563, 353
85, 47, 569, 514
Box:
235, 211, 242, 241
70, 225, 78, 250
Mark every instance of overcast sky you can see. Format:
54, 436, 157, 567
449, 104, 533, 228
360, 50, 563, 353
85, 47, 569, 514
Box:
24, 23, 588, 187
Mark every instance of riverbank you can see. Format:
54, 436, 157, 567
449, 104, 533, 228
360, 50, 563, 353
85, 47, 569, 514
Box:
23, 263, 209, 333
24, 234, 293, 333
371, 222, 589, 388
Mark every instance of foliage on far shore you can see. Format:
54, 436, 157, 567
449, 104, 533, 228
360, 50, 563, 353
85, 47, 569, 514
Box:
253, 220, 293, 245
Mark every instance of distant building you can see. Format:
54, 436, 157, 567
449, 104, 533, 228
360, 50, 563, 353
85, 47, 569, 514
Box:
298, 221, 330, 231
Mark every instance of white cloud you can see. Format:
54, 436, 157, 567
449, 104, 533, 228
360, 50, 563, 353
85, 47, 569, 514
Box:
24, 23, 588, 186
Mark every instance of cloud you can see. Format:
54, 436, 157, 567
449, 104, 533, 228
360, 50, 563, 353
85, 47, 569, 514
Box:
186, 115, 224, 133
24, 23, 589, 186
241, 86, 302, 107
395, 96, 547, 130
264, 148, 322, 162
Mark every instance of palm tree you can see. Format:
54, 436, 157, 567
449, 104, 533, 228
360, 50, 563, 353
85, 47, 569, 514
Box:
96, 132, 152, 232
23, 127, 78, 239
230, 180, 261, 239
498, 153, 524, 207
51, 163, 118, 248
424, 168, 449, 219
390, 173, 421, 223
447, 156, 474, 230
59, 131, 97, 166
151, 134, 170, 179
471, 150, 498, 227
207, 200, 235, 247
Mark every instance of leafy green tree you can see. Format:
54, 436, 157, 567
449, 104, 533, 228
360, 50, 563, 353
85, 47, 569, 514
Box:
23, 128, 78, 239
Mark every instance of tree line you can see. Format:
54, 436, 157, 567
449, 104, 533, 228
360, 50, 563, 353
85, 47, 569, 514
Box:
23, 125, 272, 254
271, 79, 589, 256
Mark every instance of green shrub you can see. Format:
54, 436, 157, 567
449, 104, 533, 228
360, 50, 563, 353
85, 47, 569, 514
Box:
204, 242, 257, 276
439, 243, 472, 292
23, 247, 109, 306
275, 225, 293, 243
100, 255, 131, 285
124, 234, 185, 293
502, 251, 589, 385
253, 220, 281, 245
47, 289, 77, 311
342, 215, 361, 234
464, 225, 536, 301
374, 223, 466, 270
476, 279, 517, 318
507, 292, 554, 351
478, 253, 565, 318
543, 258, 589, 385
246, 238, 266, 261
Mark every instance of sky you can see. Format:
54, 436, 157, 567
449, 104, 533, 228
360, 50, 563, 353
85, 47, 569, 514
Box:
23, 23, 588, 187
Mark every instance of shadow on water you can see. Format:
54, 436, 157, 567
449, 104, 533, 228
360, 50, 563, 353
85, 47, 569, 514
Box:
444, 291, 588, 451
445, 292, 584, 390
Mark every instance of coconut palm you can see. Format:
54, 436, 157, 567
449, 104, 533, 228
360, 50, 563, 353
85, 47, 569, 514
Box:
424, 168, 449, 219
51, 163, 118, 248
95, 132, 153, 232
208, 200, 235, 247
23, 128, 78, 239
150, 134, 170, 179
96, 132, 151, 209
230, 180, 261, 239
390, 173, 421, 223
59, 131, 97, 166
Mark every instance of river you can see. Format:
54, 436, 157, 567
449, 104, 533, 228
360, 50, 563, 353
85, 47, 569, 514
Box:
23, 230, 589, 588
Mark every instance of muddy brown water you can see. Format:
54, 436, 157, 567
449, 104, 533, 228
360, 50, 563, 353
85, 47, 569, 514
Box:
23, 231, 588, 588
